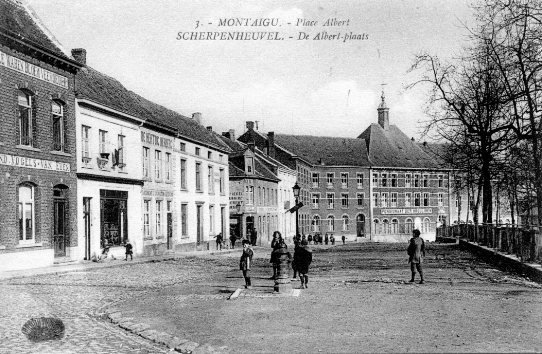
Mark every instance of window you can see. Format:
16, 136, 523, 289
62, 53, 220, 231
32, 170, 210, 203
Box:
195, 162, 202, 191
312, 193, 320, 209
117, 135, 125, 171
195, 147, 200, 156
438, 175, 444, 188
405, 193, 411, 207
414, 193, 421, 207
373, 193, 378, 207
143, 200, 150, 237
328, 215, 335, 231
455, 194, 460, 208
423, 193, 429, 206
357, 193, 364, 207
382, 219, 390, 234
180, 159, 187, 189
180, 142, 186, 151
423, 175, 429, 188
208, 166, 214, 193
327, 193, 334, 209
423, 217, 431, 233
219, 154, 223, 162
143, 147, 150, 178
405, 174, 412, 188
312, 215, 321, 232
342, 215, 349, 231
208, 151, 212, 159
405, 218, 414, 234
391, 192, 398, 207
372, 173, 378, 186
341, 193, 349, 208
414, 174, 420, 188
341, 173, 348, 188
391, 174, 397, 187
391, 219, 399, 234
326, 173, 334, 187
438, 193, 444, 206
219, 169, 225, 194
155, 150, 162, 180
312, 173, 320, 188
52, 101, 65, 151
246, 157, 254, 174
209, 205, 215, 234
357, 173, 364, 189
181, 204, 188, 236
18, 91, 33, 146
18, 184, 35, 242
381, 193, 388, 208
381, 173, 387, 187
373, 219, 380, 234
99, 130, 107, 154
81, 126, 90, 163
165, 152, 171, 181
245, 185, 254, 205
155, 200, 163, 236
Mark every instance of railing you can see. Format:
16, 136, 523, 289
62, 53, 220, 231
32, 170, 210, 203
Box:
437, 223, 542, 263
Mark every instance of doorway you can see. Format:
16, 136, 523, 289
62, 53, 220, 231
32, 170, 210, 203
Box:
53, 185, 68, 257
196, 204, 203, 245
167, 200, 173, 249
100, 190, 128, 249
83, 197, 91, 260
356, 214, 365, 237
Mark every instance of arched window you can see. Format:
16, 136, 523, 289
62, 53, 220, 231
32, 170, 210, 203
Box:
52, 100, 65, 151
312, 215, 321, 233
405, 218, 414, 234
18, 184, 35, 243
342, 215, 349, 231
382, 219, 390, 234
373, 218, 380, 234
328, 215, 335, 231
423, 217, 431, 233
391, 218, 399, 234
18, 90, 33, 146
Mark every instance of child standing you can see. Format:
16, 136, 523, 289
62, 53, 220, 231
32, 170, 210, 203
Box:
124, 240, 133, 261
240, 240, 254, 289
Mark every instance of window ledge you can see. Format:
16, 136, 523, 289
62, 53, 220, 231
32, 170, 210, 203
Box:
50, 151, 71, 157
196, 190, 204, 194
16, 242, 43, 249
81, 164, 94, 170
180, 188, 189, 192
181, 236, 190, 239
117, 171, 128, 174
16, 145, 41, 152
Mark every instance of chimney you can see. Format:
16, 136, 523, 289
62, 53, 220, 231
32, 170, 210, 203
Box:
206, 126, 213, 132
267, 131, 276, 158
228, 129, 236, 141
246, 121, 254, 131
71, 48, 87, 65
377, 90, 389, 131
192, 112, 202, 124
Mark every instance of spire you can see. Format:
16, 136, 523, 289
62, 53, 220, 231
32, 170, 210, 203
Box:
377, 86, 390, 130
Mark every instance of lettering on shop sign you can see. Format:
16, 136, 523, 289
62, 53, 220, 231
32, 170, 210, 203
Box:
0, 50, 69, 89
142, 189, 174, 197
0, 153, 70, 172
140, 131, 173, 150
380, 208, 432, 215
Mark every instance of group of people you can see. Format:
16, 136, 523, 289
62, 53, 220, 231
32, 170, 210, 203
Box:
305, 233, 346, 245
240, 228, 427, 289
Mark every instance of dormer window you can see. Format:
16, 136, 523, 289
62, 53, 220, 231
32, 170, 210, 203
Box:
246, 157, 254, 174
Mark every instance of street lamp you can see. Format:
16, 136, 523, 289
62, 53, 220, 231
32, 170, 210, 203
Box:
292, 182, 300, 237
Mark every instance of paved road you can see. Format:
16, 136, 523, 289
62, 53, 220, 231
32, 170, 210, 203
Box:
1, 243, 541, 353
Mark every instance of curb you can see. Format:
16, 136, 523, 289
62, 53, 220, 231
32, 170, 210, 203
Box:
459, 240, 542, 283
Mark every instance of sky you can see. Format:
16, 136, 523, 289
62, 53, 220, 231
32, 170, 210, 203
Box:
27, 0, 474, 140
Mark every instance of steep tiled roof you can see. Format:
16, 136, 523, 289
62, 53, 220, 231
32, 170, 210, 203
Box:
217, 134, 246, 152
76, 66, 230, 152
228, 152, 280, 182
419, 142, 452, 169
0, 0, 67, 57
274, 134, 370, 166
358, 124, 439, 169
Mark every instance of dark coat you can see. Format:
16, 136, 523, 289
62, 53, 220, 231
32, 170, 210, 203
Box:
240, 248, 254, 270
293, 245, 312, 274
125, 243, 133, 255
407, 237, 425, 264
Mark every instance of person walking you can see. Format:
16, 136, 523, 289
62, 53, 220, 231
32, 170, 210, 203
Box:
407, 229, 426, 284
124, 240, 133, 261
293, 239, 313, 288
230, 233, 237, 249
215, 232, 223, 251
324, 233, 329, 245
341, 234, 346, 245
270, 231, 280, 279
307, 234, 313, 245
240, 240, 254, 289
330, 234, 335, 245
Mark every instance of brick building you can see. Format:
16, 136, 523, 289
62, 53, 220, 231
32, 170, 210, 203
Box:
234, 93, 452, 242
0, 0, 81, 270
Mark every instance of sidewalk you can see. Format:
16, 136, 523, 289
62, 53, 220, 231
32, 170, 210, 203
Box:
0, 247, 242, 281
